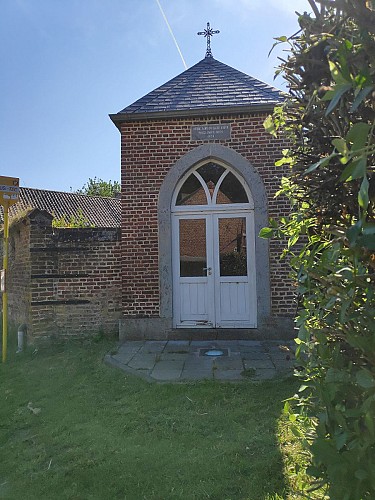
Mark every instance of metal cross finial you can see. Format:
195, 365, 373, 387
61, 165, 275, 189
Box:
197, 22, 220, 58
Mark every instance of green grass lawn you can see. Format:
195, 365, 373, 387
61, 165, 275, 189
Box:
0, 334, 301, 500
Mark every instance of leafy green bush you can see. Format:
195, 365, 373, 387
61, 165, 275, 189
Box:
262, 1, 375, 498
52, 208, 94, 228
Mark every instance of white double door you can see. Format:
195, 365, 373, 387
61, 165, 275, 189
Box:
172, 210, 257, 328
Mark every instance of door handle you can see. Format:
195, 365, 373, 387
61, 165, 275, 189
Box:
203, 267, 212, 275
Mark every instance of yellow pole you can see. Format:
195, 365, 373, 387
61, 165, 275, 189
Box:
2, 201, 9, 363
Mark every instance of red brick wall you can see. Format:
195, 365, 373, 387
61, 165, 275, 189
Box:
6, 216, 31, 328
120, 113, 293, 319
5, 210, 122, 339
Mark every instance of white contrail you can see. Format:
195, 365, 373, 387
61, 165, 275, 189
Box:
155, 0, 188, 70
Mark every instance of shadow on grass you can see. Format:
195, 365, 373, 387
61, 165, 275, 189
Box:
0, 334, 299, 500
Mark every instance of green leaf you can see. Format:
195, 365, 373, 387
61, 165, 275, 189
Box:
288, 233, 299, 248
259, 227, 274, 238
306, 466, 322, 478
311, 439, 338, 463
360, 223, 375, 250
268, 37, 288, 57
289, 412, 297, 423
283, 400, 290, 414
358, 176, 370, 209
322, 83, 352, 115
346, 220, 362, 246
360, 234, 375, 250
334, 431, 348, 451
346, 122, 371, 151
340, 157, 367, 181
350, 85, 374, 112
326, 368, 349, 384
328, 60, 351, 85
363, 223, 375, 236
365, 412, 375, 437
263, 115, 276, 136
339, 162, 355, 182
351, 157, 367, 180
358, 224, 375, 250
298, 324, 310, 343
275, 156, 293, 166
332, 138, 348, 155
356, 369, 375, 389
305, 154, 333, 174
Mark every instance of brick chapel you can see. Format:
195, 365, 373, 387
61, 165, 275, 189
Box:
110, 39, 295, 341
2, 33, 295, 341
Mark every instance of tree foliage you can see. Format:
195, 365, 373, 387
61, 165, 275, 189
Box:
263, 1, 375, 498
76, 177, 120, 198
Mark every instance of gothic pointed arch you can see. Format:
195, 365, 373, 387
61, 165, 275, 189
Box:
158, 144, 270, 323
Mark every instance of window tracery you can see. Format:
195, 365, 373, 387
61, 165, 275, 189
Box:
174, 162, 249, 207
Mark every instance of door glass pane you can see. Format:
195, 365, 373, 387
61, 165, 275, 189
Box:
176, 174, 207, 205
179, 219, 207, 277
216, 172, 248, 204
219, 217, 247, 276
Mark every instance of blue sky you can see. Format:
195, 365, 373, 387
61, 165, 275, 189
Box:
0, 0, 311, 192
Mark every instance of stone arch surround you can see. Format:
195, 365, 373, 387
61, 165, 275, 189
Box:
158, 143, 271, 326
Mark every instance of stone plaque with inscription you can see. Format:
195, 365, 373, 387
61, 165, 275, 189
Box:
191, 124, 231, 141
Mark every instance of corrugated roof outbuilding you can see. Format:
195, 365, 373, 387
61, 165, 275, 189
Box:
0, 187, 120, 228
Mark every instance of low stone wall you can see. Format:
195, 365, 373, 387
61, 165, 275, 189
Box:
5, 209, 122, 340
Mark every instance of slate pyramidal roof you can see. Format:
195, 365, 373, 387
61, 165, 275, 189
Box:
0, 187, 120, 228
110, 56, 284, 126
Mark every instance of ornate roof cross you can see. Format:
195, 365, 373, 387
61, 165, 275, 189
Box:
197, 22, 220, 58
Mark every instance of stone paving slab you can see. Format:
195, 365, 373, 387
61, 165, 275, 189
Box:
213, 356, 244, 370
272, 358, 295, 370
209, 340, 240, 348
104, 339, 296, 383
116, 341, 143, 364
160, 352, 189, 361
183, 356, 214, 369
180, 369, 214, 381
127, 353, 157, 371
113, 349, 139, 365
163, 340, 190, 349
238, 340, 263, 347
117, 340, 144, 353
190, 340, 218, 347
140, 341, 167, 354
243, 349, 269, 358
151, 360, 185, 381
243, 358, 275, 370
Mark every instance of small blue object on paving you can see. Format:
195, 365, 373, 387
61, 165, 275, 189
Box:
104, 340, 296, 383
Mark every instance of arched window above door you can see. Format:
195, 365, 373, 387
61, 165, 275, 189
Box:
174, 161, 250, 209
